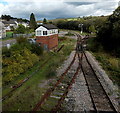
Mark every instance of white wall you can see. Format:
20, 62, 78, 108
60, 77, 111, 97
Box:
35, 26, 58, 36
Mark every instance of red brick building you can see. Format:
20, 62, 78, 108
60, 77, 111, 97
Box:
35, 24, 58, 50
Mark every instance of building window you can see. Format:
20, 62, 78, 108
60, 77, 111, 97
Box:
37, 30, 41, 36
43, 31, 47, 35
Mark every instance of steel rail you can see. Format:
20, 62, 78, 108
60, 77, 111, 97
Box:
31, 52, 77, 112
77, 33, 118, 113
51, 54, 81, 112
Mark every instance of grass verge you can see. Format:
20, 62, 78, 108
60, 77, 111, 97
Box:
87, 37, 120, 88
2, 36, 76, 111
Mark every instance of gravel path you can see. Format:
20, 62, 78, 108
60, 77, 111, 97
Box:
85, 51, 120, 112
63, 71, 94, 112
56, 51, 119, 112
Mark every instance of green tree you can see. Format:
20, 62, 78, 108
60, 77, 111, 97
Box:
43, 18, 47, 24
14, 24, 26, 34
29, 13, 37, 30
89, 25, 96, 33
96, 6, 120, 56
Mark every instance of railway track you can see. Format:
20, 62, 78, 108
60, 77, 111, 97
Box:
30, 33, 118, 113
2, 45, 64, 102
3, 32, 118, 112
31, 52, 82, 112
30, 35, 83, 112
77, 34, 118, 113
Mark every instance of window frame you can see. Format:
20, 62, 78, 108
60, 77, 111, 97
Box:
43, 31, 47, 35
36, 30, 41, 36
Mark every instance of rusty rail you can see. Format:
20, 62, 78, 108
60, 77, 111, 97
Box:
51, 54, 81, 112
77, 33, 118, 113
56, 44, 64, 52
2, 58, 50, 101
31, 52, 77, 112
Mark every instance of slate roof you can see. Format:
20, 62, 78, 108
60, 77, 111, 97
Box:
41, 24, 58, 30
2, 20, 16, 25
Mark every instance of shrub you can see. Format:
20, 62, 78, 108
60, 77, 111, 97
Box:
30, 43, 43, 56
2, 48, 39, 84
46, 68, 56, 78
2, 47, 11, 58
14, 24, 26, 34
16, 37, 27, 44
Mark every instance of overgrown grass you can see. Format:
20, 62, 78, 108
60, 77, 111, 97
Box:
65, 32, 75, 36
87, 37, 120, 87
2, 37, 76, 111
94, 53, 120, 86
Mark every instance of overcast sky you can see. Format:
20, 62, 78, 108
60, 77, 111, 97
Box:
0, 0, 119, 20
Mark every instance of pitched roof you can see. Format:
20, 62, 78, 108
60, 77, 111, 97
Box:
2, 20, 16, 25
41, 24, 58, 30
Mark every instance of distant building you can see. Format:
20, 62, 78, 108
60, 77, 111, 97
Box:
17, 21, 29, 28
0, 21, 6, 38
35, 24, 58, 50
2, 19, 18, 31
118, 1, 120, 6
2, 19, 29, 31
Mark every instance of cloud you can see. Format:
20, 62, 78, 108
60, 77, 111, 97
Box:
0, 0, 119, 20
65, 2, 96, 6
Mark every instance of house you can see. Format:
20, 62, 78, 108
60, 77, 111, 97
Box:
2, 19, 29, 31
2, 19, 17, 31
35, 24, 58, 50
17, 21, 29, 28
0, 21, 6, 38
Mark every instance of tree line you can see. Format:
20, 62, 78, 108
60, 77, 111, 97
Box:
96, 6, 120, 57
52, 16, 107, 33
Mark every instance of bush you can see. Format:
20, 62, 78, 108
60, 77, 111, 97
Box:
2, 47, 11, 58
30, 43, 43, 56
14, 24, 26, 34
2, 48, 39, 84
16, 37, 27, 44
46, 68, 56, 78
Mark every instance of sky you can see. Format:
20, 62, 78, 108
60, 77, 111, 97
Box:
0, 0, 119, 20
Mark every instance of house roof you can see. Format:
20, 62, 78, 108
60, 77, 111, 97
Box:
41, 24, 58, 30
2, 20, 16, 25
0, 21, 5, 28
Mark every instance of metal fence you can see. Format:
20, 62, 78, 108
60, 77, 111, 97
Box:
13, 33, 35, 38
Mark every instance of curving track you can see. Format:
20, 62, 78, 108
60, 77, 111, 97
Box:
30, 33, 118, 113
77, 34, 118, 113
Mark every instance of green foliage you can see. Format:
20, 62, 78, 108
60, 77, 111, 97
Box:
29, 13, 37, 30
54, 16, 107, 33
1, 15, 11, 21
96, 6, 120, 57
2, 48, 39, 84
14, 24, 26, 34
6, 32, 13, 38
94, 53, 120, 86
16, 37, 27, 44
43, 18, 47, 24
89, 25, 96, 33
2, 38, 44, 83
2, 47, 11, 58
87, 37, 100, 52
46, 67, 56, 78
30, 43, 43, 56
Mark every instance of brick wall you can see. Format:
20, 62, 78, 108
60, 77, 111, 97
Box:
36, 34, 58, 50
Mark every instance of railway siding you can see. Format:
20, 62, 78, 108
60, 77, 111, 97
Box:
85, 51, 119, 112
